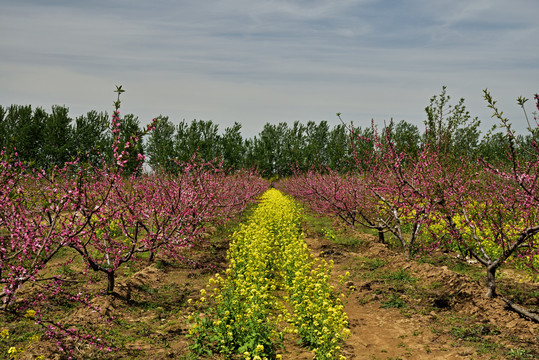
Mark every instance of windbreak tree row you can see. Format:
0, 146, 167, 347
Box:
3, 86, 538, 177
0, 104, 149, 174
0, 103, 356, 176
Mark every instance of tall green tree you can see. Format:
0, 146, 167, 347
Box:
385, 120, 421, 160
282, 121, 307, 173
477, 129, 508, 166
186, 119, 220, 162
0, 105, 46, 165
243, 137, 257, 171
0, 106, 8, 151
326, 124, 351, 172
423, 86, 481, 159
40, 105, 73, 169
350, 124, 376, 171
73, 110, 110, 167
174, 121, 191, 163
146, 116, 177, 173
304, 120, 330, 170
252, 123, 288, 177
173, 119, 221, 163
220, 122, 245, 172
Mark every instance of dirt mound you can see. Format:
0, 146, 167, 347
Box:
406, 258, 538, 343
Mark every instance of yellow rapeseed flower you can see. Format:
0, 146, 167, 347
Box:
187, 189, 349, 359
25, 309, 36, 319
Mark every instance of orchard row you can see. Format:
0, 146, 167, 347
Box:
279, 92, 539, 305
0, 88, 269, 358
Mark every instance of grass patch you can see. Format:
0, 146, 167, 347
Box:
449, 323, 500, 341
383, 268, 417, 283
302, 212, 335, 236
381, 294, 407, 309
508, 347, 534, 359
498, 281, 539, 307
354, 257, 387, 271
301, 211, 362, 246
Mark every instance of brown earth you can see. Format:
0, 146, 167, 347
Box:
7, 221, 539, 360
306, 235, 539, 360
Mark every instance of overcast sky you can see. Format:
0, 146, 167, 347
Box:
1, 0, 538, 137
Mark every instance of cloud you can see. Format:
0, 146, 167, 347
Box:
0, 0, 538, 137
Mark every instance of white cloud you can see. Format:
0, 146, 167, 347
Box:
0, 0, 538, 137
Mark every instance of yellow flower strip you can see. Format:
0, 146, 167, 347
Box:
275, 193, 350, 360
188, 189, 349, 359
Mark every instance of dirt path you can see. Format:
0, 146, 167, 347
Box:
304, 234, 539, 360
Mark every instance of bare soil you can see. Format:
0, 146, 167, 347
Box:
7, 220, 539, 360
306, 234, 539, 360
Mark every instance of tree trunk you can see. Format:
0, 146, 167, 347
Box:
485, 264, 497, 298
107, 271, 115, 294
404, 246, 412, 259
377, 228, 385, 244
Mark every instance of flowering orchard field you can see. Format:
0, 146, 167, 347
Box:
0, 155, 268, 358
278, 153, 539, 306
2, 88, 539, 358
0, 88, 269, 358
278, 91, 539, 318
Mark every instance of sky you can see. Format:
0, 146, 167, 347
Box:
1, 0, 538, 138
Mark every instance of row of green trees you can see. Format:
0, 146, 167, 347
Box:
1, 87, 537, 177
146, 117, 360, 175
0, 105, 143, 172
0, 104, 358, 175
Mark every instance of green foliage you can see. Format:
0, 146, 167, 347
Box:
358, 257, 387, 271
322, 228, 336, 241
41, 105, 74, 169
147, 118, 247, 174
72, 110, 110, 167
0, 105, 45, 165
383, 268, 417, 283
326, 124, 352, 172
449, 323, 500, 342
385, 120, 421, 159
220, 122, 246, 172
145, 116, 177, 173
0, 105, 110, 170
477, 129, 509, 166
303, 120, 330, 170
185, 119, 221, 162
117, 113, 145, 176
250, 122, 288, 177
4, 86, 538, 178
423, 86, 481, 160
381, 294, 407, 309
508, 347, 534, 359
